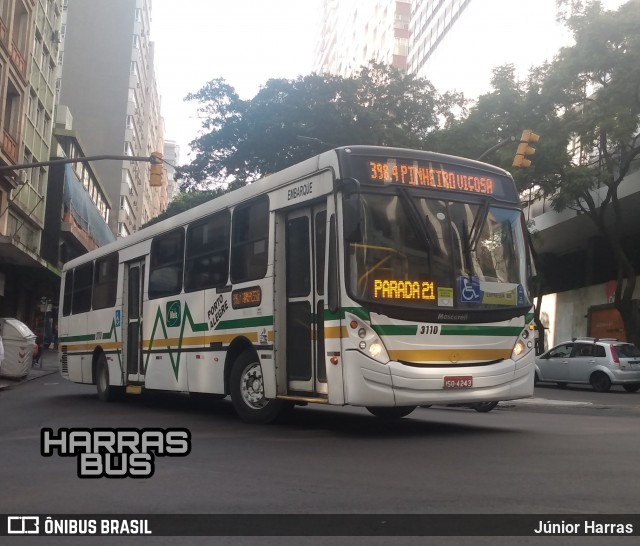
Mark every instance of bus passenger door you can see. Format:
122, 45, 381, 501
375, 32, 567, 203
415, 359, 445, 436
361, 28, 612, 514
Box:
285, 206, 327, 396
123, 260, 144, 384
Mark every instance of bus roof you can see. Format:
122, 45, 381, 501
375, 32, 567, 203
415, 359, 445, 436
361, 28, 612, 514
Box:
336, 145, 513, 178
63, 146, 514, 271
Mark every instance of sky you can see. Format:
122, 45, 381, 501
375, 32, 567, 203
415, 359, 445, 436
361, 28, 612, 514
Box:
150, 0, 322, 165
150, 0, 628, 167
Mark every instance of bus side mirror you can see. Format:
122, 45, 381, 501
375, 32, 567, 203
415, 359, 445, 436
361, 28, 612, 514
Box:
343, 199, 362, 242
340, 178, 363, 243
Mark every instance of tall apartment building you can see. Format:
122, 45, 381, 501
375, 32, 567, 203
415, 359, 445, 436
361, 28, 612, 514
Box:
314, 0, 411, 76
0, 0, 63, 322
407, 0, 588, 100
59, 0, 165, 238
407, 0, 472, 78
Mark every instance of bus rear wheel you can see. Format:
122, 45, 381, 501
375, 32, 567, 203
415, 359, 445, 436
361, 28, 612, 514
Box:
230, 350, 285, 424
95, 353, 118, 402
366, 406, 416, 419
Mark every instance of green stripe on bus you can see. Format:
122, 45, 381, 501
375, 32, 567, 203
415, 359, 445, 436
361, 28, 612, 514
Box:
145, 303, 210, 379
324, 307, 369, 321
191, 322, 209, 332
440, 325, 523, 336
372, 325, 418, 335
59, 334, 96, 342
215, 316, 274, 330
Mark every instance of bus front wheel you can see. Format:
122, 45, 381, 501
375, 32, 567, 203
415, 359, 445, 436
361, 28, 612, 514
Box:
470, 401, 499, 413
366, 406, 416, 419
230, 351, 285, 424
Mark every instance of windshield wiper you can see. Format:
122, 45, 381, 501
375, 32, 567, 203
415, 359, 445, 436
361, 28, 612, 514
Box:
468, 198, 490, 252
397, 187, 433, 255
462, 218, 474, 276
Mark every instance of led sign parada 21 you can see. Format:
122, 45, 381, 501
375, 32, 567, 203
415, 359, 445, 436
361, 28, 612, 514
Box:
373, 279, 436, 301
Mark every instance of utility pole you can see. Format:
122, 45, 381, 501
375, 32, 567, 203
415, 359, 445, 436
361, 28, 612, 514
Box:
0, 153, 160, 174
476, 136, 516, 161
0, 153, 163, 237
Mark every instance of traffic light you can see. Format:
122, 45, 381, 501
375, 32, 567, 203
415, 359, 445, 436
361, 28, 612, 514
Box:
512, 130, 540, 168
150, 152, 163, 186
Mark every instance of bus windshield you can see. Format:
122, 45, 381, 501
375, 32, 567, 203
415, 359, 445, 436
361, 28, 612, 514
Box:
346, 189, 531, 314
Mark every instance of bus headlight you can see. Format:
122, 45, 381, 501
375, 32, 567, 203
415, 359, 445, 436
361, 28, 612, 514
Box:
369, 342, 383, 358
511, 323, 535, 361
513, 340, 525, 357
346, 312, 390, 364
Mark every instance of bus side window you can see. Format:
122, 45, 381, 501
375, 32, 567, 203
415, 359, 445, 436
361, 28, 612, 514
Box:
149, 228, 185, 299
72, 262, 93, 314
231, 196, 269, 283
92, 253, 119, 309
185, 210, 230, 292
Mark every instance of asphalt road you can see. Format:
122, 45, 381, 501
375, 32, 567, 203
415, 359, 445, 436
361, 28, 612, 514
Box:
1, 369, 639, 545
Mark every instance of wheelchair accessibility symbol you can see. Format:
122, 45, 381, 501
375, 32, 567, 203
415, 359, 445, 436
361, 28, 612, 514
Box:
459, 276, 481, 303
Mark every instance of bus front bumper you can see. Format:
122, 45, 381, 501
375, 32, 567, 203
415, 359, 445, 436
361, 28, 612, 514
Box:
342, 349, 535, 407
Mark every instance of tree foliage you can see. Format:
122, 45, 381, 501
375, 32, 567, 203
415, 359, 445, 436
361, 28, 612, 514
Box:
142, 188, 228, 228
430, 0, 640, 344
179, 62, 464, 191
168, 0, 640, 343
541, 0, 640, 344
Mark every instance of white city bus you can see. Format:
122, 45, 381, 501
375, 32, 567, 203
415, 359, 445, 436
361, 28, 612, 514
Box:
58, 146, 536, 423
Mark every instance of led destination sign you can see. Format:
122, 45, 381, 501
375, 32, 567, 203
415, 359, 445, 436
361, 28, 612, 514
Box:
373, 279, 436, 301
350, 156, 518, 200
368, 160, 495, 195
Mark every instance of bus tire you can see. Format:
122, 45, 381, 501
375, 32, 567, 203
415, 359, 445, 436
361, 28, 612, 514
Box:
96, 353, 117, 402
366, 406, 416, 419
470, 401, 499, 413
230, 350, 285, 424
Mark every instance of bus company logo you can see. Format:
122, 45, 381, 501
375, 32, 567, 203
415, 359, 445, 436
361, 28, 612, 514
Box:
166, 301, 181, 327
437, 312, 469, 321
41, 428, 191, 479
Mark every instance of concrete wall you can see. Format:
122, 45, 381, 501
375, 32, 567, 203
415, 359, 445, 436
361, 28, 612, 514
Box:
539, 276, 640, 350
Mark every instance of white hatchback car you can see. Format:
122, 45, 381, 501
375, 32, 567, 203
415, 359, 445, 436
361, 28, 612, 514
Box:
535, 338, 640, 392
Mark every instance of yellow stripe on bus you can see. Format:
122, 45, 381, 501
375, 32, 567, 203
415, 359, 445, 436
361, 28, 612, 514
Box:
142, 332, 260, 350
65, 342, 122, 352
387, 348, 513, 363
324, 326, 348, 339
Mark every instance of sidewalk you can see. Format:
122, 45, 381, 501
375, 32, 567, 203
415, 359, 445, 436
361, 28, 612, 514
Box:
0, 348, 59, 391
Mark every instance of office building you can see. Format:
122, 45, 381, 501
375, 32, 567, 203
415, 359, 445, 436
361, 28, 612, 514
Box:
0, 0, 63, 322
59, 0, 165, 238
314, 0, 411, 76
